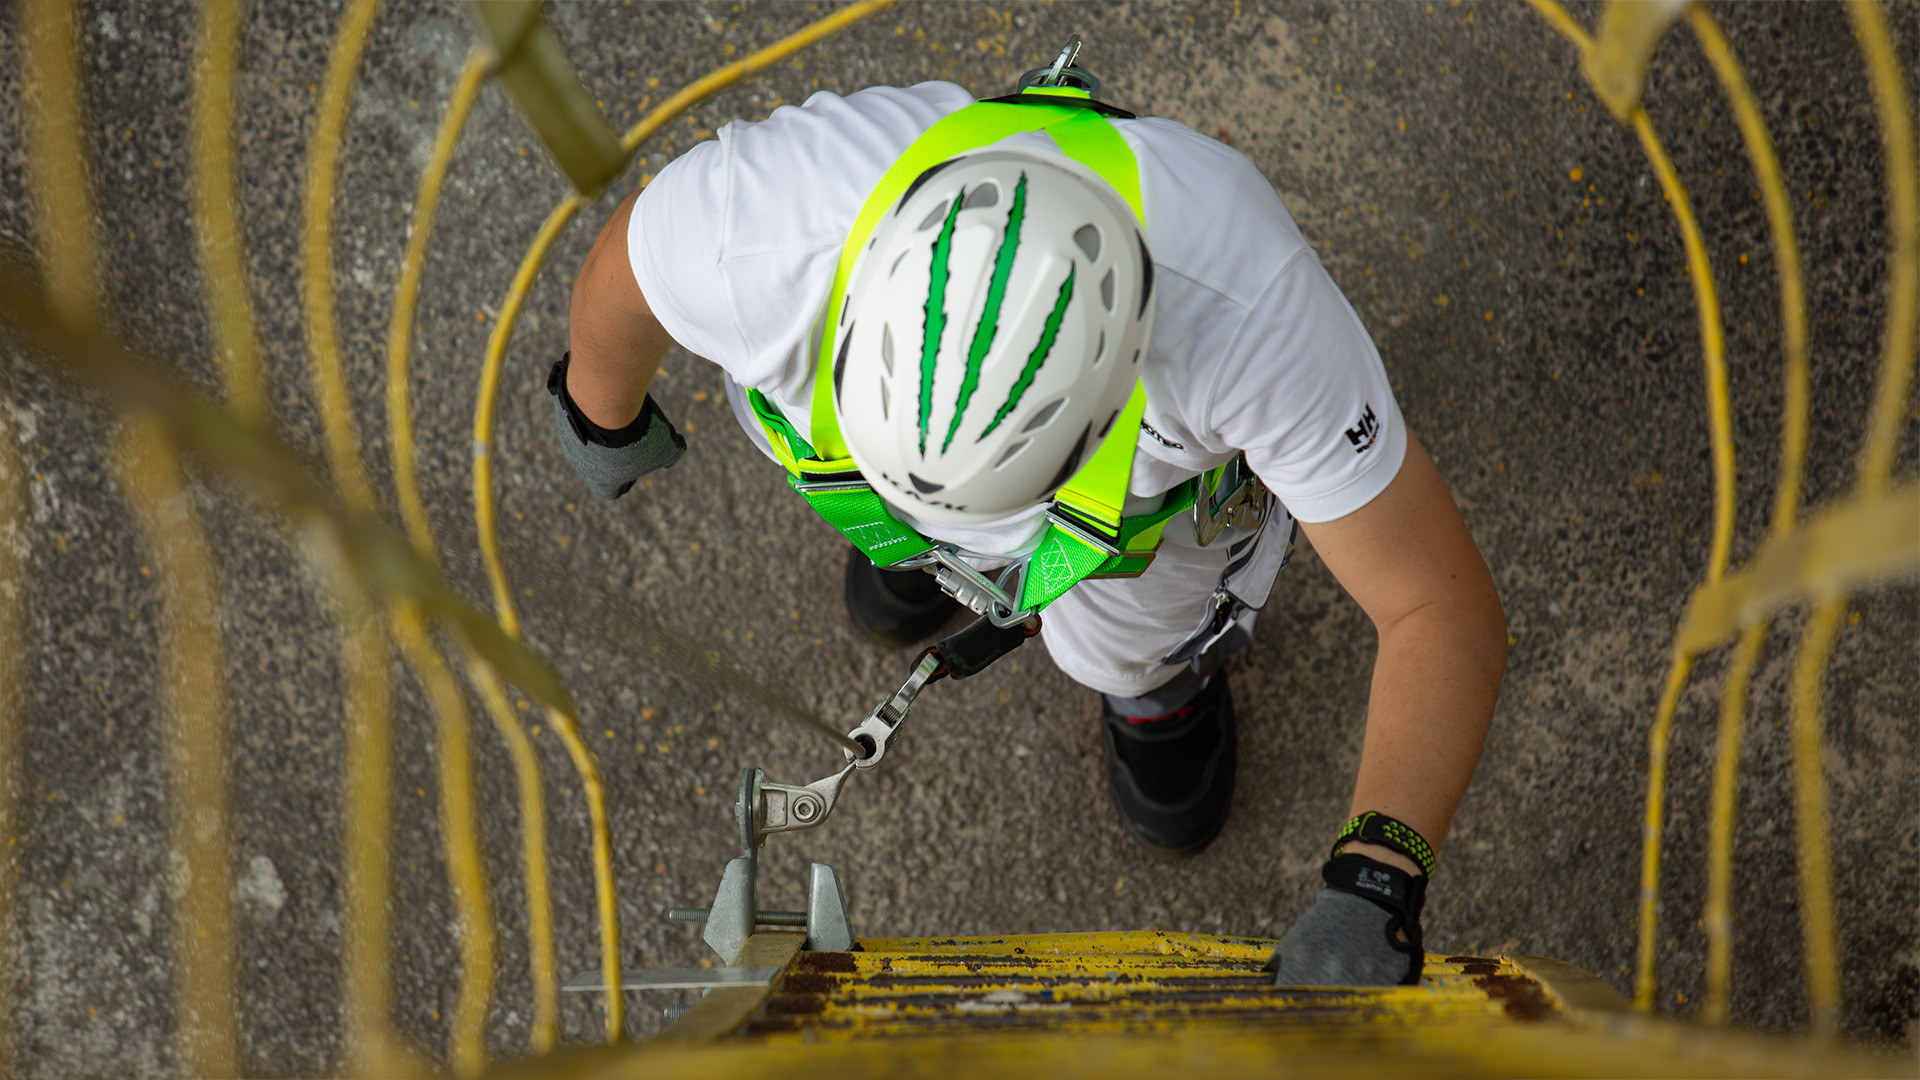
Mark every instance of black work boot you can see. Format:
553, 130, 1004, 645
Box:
843, 545, 964, 647
1101, 672, 1237, 858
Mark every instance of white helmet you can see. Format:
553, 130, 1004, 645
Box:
830, 145, 1154, 526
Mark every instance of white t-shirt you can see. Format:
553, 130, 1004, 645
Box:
628, 82, 1405, 559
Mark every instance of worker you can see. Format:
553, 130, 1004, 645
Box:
550, 67, 1506, 986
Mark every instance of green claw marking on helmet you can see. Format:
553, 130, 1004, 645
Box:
943, 173, 1028, 454
981, 265, 1075, 440
918, 191, 966, 456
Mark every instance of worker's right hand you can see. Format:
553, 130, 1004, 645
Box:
547, 354, 685, 500
1264, 853, 1426, 986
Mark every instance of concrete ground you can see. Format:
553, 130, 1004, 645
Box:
0, 1, 1915, 1075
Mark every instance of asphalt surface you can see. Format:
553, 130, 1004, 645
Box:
0, 1, 1915, 1075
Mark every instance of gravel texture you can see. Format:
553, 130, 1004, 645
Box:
0, 1, 1914, 1075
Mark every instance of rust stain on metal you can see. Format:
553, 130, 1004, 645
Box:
762, 992, 829, 1016
1473, 974, 1553, 1021
781, 972, 842, 995
795, 952, 860, 974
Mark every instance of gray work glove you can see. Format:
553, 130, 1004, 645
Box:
1266, 854, 1427, 986
547, 354, 685, 500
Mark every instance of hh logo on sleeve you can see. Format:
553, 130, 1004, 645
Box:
1343, 404, 1379, 453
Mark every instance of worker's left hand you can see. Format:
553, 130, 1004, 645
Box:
1265, 853, 1426, 986
547, 354, 685, 500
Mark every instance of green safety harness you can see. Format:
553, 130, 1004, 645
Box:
747, 85, 1242, 621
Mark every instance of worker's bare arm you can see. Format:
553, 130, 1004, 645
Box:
1295, 433, 1507, 876
567, 189, 676, 429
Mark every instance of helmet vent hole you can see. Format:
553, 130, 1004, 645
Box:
1137, 233, 1155, 316
1044, 424, 1093, 494
1093, 329, 1106, 366
1098, 408, 1120, 438
1073, 224, 1102, 261
994, 439, 1031, 469
1022, 398, 1067, 434
1099, 268, 1115, 312
880, 324, 895, 375
833, 322, 854, 400
918, 200, 952, 231
889, 250, 909, 278
879, 380, 890, 421
963, 182, 999, 210
909, 473, 944, 494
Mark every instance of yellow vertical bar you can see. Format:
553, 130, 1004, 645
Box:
386, 48, 560, 1052
1847, 0, 1919, 500
1778, 0, 1920, 1039
1703, 623, 1764, 1022
26, 0, 239, 1069
466, 667, 558, 1051
389, 605, 494, 1077
116, 419, 239, 1078
389, 50, 491, 555
192, 0, 267, 424
335, 573, 404, 1077
21, 0, 101, 324
1686, 6, 1812, 1024
1789, 598, 1846, 1038
1522, 1, 1742, 1015
1625, 102, 1738, 1011
302, 0, 383, 510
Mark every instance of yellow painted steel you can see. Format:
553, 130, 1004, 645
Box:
1685, 5, 1811, 1024
20, 0, 102, 324
465, 0, 901, 1038
385, 48, 566, 1053
616, 0, 899, 157
1524, 0, 1743, 1014
115, 418, 240, 1079
1848, 0, 1919, 501
481, 932, 1911, 1079
469, 1, 627, 198
6, 0, 1911, 1072
302, 0, 383, 512
1778, 0, 1920, 1038
192, 0, 266, 424
389, 603, 495, 1078
333, 574, 413, 1078
26, 3, 241, 1074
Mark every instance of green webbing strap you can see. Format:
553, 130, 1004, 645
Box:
797, 483, 935, 566
747, 386, 812, 470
